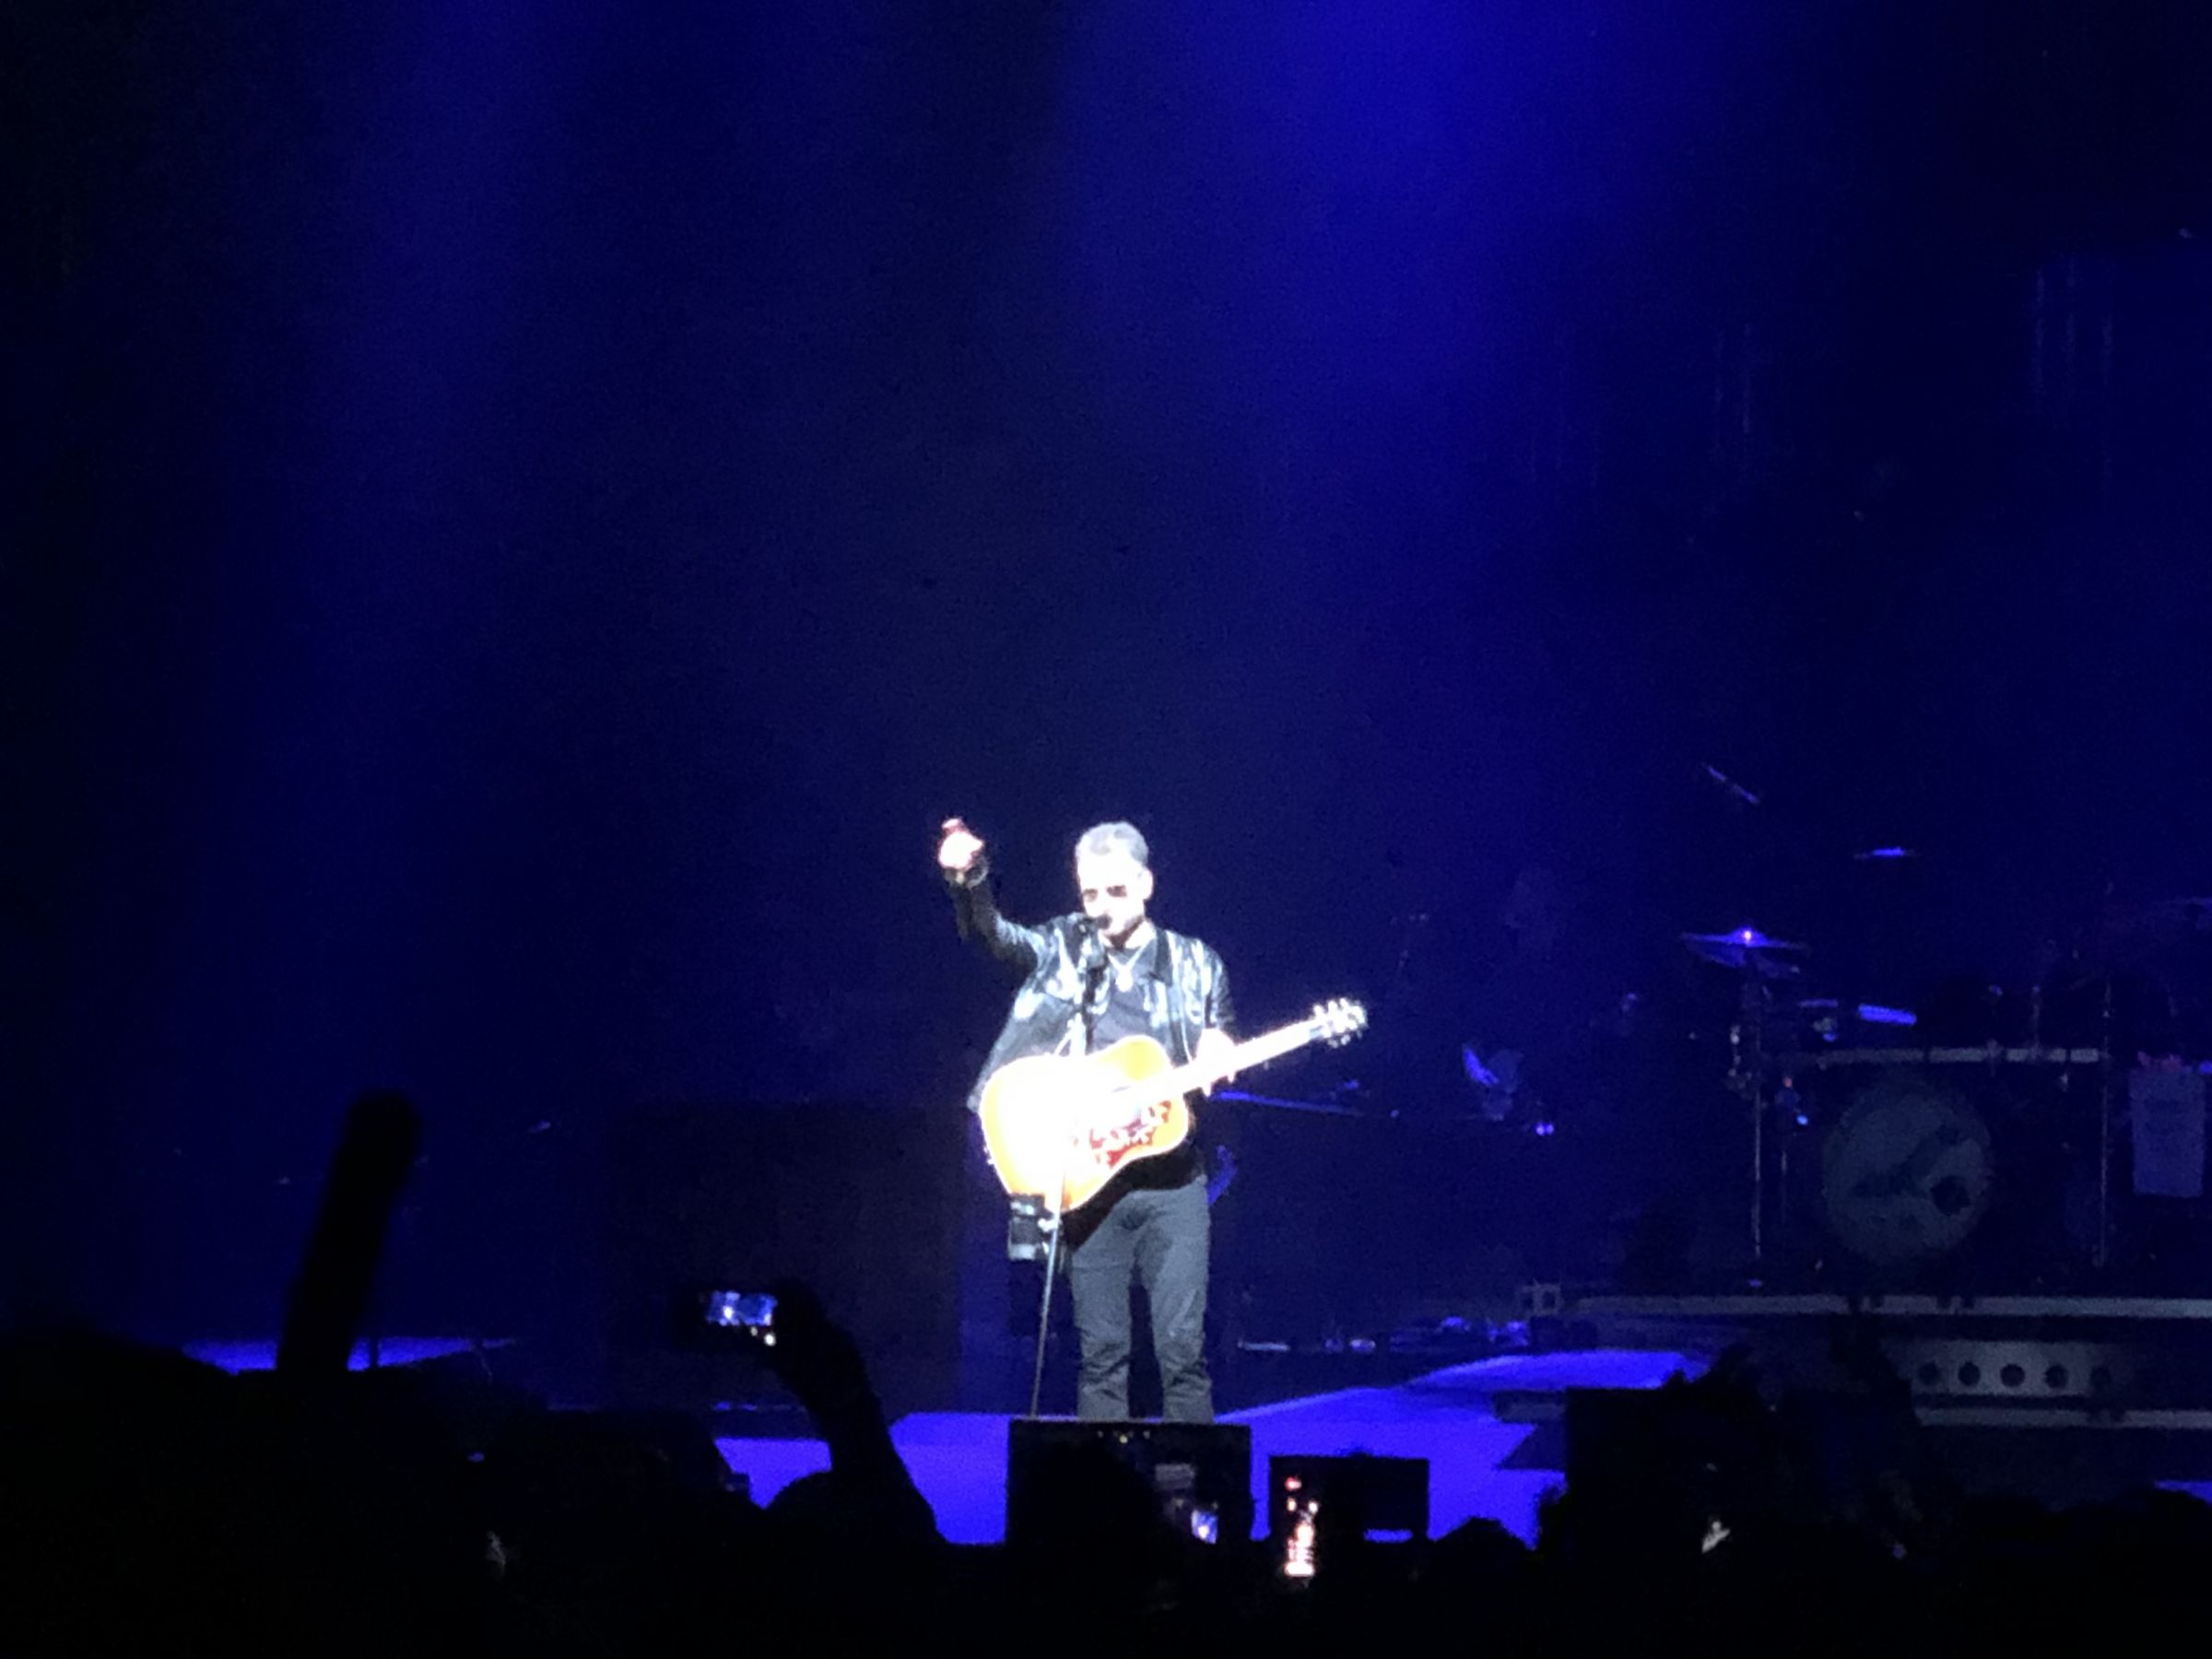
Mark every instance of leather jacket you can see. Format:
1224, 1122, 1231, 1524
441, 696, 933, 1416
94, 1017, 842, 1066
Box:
946, 857, 1234, 1115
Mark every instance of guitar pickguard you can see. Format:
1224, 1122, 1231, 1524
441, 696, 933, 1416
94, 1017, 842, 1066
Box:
1085, 1097, 1171, 1169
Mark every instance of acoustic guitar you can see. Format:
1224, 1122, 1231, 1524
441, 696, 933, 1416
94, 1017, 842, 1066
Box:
979, 998, 1368, 1213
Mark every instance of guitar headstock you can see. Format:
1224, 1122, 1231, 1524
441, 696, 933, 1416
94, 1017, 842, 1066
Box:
1311, 997, 1369, 1047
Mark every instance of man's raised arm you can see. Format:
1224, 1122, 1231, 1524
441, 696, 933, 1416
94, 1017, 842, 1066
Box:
938, 818, 1048, 971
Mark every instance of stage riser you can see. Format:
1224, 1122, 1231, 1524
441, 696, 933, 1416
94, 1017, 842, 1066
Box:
1545, 1294, 2212, 1412
1890, 1337, 2136, 1401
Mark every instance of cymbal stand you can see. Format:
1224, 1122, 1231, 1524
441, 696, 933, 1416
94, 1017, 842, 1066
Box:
2095, 976, 2113, 1273
1730, 967, 1771, 1273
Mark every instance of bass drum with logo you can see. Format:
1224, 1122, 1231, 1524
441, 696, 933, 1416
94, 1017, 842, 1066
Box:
1818, 1073, 1994, 1268
1779, 1063, 2099, 1292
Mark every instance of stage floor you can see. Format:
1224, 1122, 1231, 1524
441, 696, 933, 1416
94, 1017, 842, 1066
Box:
173, 1340, 1701, 1540
178, 1335, 2212, 1537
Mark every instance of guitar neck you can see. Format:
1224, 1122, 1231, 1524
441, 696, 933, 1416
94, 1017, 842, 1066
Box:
1147, 1018, 1328, 1100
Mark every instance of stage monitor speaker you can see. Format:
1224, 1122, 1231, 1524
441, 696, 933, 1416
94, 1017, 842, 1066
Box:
1266, 1453, 1429, 1540
1567, 1382, 1920, 1532
599, 1100, 962, 1419
1564, 1385, 1688, 1491
1006, 1418, 1253, 1547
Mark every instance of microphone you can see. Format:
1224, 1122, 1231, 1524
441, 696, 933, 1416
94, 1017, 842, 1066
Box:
1074, 918, 1108, 1029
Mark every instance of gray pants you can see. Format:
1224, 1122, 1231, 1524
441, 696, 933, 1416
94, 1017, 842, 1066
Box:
1064, 1171, 1213, 1422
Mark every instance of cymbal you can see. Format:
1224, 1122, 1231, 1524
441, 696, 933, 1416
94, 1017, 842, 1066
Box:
1682, 927, 1807, 977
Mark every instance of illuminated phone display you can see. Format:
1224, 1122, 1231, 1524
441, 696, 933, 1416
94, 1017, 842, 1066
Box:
703, 1290, 779, 1344
1279, 1476, 1318, 1579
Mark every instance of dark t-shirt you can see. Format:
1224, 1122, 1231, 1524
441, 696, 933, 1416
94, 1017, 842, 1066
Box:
1087, 947, 1156, 1051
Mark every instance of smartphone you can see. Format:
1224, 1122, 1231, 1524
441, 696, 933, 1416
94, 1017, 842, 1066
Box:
703, 1290, 779, 1345
1279, 1481, 1320, 1580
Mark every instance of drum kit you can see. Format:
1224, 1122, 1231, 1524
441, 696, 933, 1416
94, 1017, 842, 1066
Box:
1676, 893, 2212, 1291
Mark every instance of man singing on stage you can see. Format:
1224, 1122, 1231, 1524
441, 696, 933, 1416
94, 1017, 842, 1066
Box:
938, 816, 1236, 1422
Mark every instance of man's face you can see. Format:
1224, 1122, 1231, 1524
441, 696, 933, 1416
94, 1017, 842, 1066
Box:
1076, 849, 1153, 945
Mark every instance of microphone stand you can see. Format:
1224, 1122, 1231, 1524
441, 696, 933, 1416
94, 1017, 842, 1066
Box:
1025, 929, 1107, 1419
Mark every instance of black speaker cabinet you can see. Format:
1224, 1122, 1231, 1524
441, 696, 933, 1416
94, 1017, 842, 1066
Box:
1266, 1453, 1430, 1539
1006, 1418, 1253, 1546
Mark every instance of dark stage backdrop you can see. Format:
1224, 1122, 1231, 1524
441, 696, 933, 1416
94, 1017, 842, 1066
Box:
7, 2, 2212, 1355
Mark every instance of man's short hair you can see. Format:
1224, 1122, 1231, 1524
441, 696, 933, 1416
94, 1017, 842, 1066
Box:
1075, 821, 1150, 868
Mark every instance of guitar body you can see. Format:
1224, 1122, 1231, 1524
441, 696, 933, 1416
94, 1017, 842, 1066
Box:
973, 997, 1368, 1215
978, 1036, 1193, 1213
